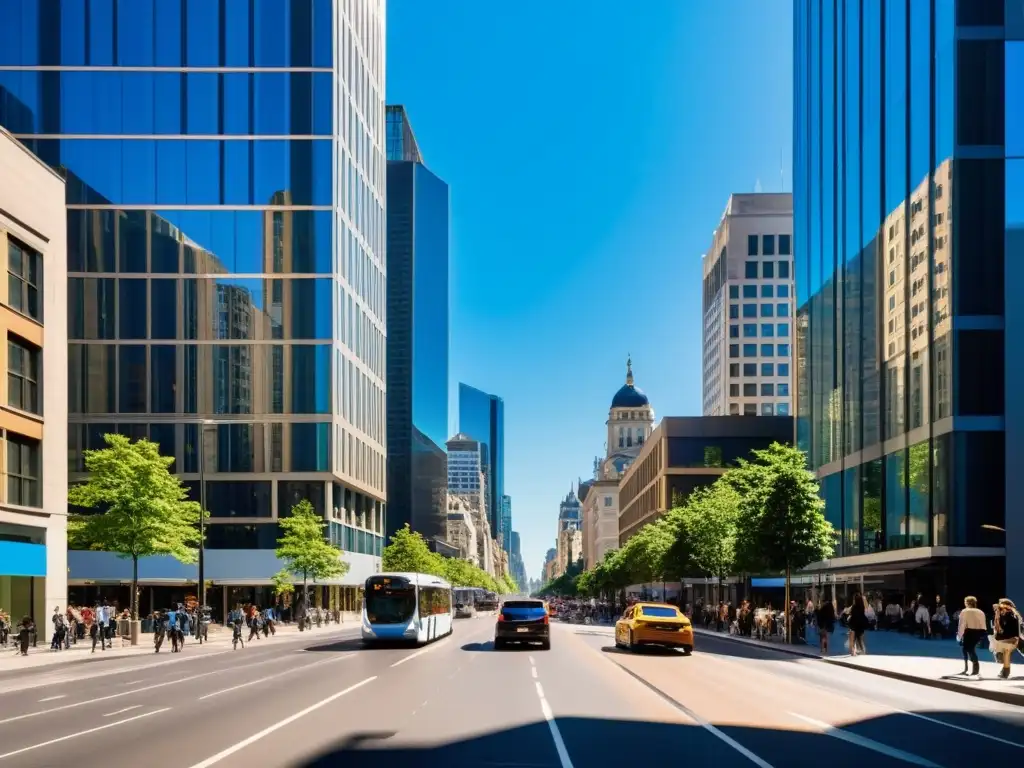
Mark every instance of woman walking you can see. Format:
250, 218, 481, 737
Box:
992, 598, 1021, 679
956, 596, 987, 677
816, 599, 836, 656
847, 592, 868, 656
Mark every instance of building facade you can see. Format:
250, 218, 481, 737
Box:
500, 494, 512, 556
0, 0, 387, 616
458, 383, 504, 543
445, 494, 479, 566
0, 127, 68, 639
510, 530, 526, 590
446, 433, 494, 574
618, 416, 794, 545
702, 193, 794, 417
795, 0, 1013, 601
385, 105, 449, 546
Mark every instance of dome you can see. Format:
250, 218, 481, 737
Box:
610, 355, 649, 409
611, 384, 649, 409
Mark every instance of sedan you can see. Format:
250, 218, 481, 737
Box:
615, 602, 693, 654
494, 599, 550, 650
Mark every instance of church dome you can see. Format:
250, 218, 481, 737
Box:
610, 356, 649, 409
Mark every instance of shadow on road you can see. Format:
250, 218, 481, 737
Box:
293, 712, 1024, 767
304, 638, 414, 653
599, 645, 684, 657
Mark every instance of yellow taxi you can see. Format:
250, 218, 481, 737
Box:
615, 602, 694, 655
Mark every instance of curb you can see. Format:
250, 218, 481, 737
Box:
693, 628, 1024, 707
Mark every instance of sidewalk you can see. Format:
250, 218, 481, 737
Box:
694, 624, 1024, 706
0, 620, 357, 674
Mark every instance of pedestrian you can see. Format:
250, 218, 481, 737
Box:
17, 616, 32, 656
992, 598, 1021, 679
50, 607, 66, 651
956, 595, 986, 677
847, 592, 867, 656
816, 599, 835, 656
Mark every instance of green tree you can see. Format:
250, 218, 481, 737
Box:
499, 573, 518, 594
381, 524, 446, 576
732, 443, 834, 641
620, 517, 674, 584
663, 480, 740, 595
275, 499, 349, 612
68, 434, 203, 622
270, 568, 295, 600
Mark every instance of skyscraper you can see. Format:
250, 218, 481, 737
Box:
0, 0, 388, 616
701, 194, 794, 417
500, 494, 512, 556
794, 0, 1010, 598
385, 105, 449, 545
458, 383, 505, 543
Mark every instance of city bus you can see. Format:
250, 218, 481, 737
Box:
454, 588, 477, 618
361, 572, 454, 645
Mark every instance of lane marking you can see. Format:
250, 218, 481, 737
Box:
120, 680, 143, 686
197, 654, 352, 701
531, 667, 538, 679
391, 643, 440, 668
534, 682, 574, 768
37, 696, 65, 702
104, 705, 141, 717
0, 708, 170, 761
187, 677, 376, 768
529, 655, 536, 665
788, 712, 943, 767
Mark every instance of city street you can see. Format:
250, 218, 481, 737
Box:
0, 621, 1020, 767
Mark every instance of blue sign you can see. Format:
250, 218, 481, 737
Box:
0, 541, 46, 577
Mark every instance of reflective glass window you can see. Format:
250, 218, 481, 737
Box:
747, 235, 758, 256
118, 279, 147, 340
777, 284, 789, 298
760, 304, 774, 318
762, 261, 775, 279
744, 261, 758, 279
68, 278, 116, 340
118, 211, 148, 273
729, 325, 739, 339
118, 345, 147, 413
69, 345, 116, 414
884, 449, 907, 550
760, 285, 773, 298
151, 279, 178, 340
778, 234, 791, 255
761, 363, 774, 376
742, 303, 757, 318
762, 235, 776, 256
729, 305, 739, 319
743, 363, 757, 376
206, 481, 273, 518
907, 440, 930, 548
728, 285, 739, 299
743, 285, 758, 298
180, 278, 332, 341
778, 260, 790, 279
117, 0, 155, 66
743, 323, 757, 338
743, 344, 757, 358
279, 481, 326, 517
151, 345, 177, 414
760, 344, 774, 357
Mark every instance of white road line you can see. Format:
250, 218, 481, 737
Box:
187, 677, 376, 768
529, 655, 536, 665
104, 705, 142, 717
37, 695, 65, 702
120, 680, 143, 686
391, 644, 438, 668
531, 667, 538, 679
895, 709, 1024, 750
197, 653, 352, 701
534, 682, 574, 768
788, 712, 943, 767
0, 708, 170, 761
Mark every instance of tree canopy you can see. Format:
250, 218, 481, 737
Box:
380, 524, 515, 593
275, 499, 349, 589
68, 434, 203, 620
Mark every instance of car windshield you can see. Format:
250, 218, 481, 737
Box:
639, 606, 679, 618
365, 588, 417, 624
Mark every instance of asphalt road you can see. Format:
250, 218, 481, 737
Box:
0, 619, 1022, 767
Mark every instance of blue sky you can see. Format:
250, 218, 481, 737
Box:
386, 0, 793, 580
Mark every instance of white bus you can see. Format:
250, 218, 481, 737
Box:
362, 572, 453, 645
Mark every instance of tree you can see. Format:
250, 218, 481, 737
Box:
68, 434, 203, 623
275, 499, 349, 612
271, 569, 295, 600
662, 480, 740, 601
381, 525, 446, 576
732, 443, 834, 642
621, 517, 674, 584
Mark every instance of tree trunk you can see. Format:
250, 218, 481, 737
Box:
784, 564, 791, 644
132, 555, 139, 620
303, 572, 309, 613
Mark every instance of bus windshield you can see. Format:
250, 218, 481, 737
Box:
366, 581, 417, 626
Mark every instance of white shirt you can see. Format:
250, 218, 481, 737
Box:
915, 605, 930, 624
957, 607, 987, 637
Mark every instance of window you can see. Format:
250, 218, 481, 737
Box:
743, 344, 757, 357
743, 383, 757, 397
760, 303, 774, 317
729, 285, 739, 299
762, 261, 775, 279
729, 344, 739, 359
761, 383, 774, 396
729, 304, 739, 319
729, 363, 740, 376
777, 303, 790, 317
744, 404, 757, 415
7, 238, 41, 322
745, 261, 758, 279
7, 434, 40, 507
760, 344, 775, 356
743, 323, 757, 337
743, 285, 758, 298
761, 363, 774, 376
777, 403, 790, 416
729, 403, 740, 415
7, 337, 39, 414
777, 284, 790, 298
778, 383, 790, 396
777, 343, 790, 357
760, 284, 774, 298
742, 363, 757, 376
778, 363, 790, 377
778, 260, 791, 279
603, 496, 612, 507
777, 323, 790, 337
747, 235, 758, 256
742, 303, 757, 318
729, 324, 739, 338
760, 323, 774, 337
761, 403, 775, 415
730, 384, 739, 397
779, 234, 791, 255
762, 235, 776, 256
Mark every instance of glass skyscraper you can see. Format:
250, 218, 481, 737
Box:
794, 0, 1012, 600
0, 0, 388, 614
385, 105, 449, 546
500, 494, 512, 556
458, 383, 504, 543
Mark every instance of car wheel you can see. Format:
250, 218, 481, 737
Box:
682, 646, 693, 656
540, 639, 551, 651
493, 639, 505, 650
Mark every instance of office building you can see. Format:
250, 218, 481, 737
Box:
458, 383, 505, 542
542, 547, 557, 584
795, 1, 1014, 601
446, 433, 494, 574
702, 193, 794, 418
510, 530, 527, 590
0, 127, 68, 639
0, 0, 387, 617
619, 416, 793, 545
500, 494, 512, 556
385, 104, 449, 545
